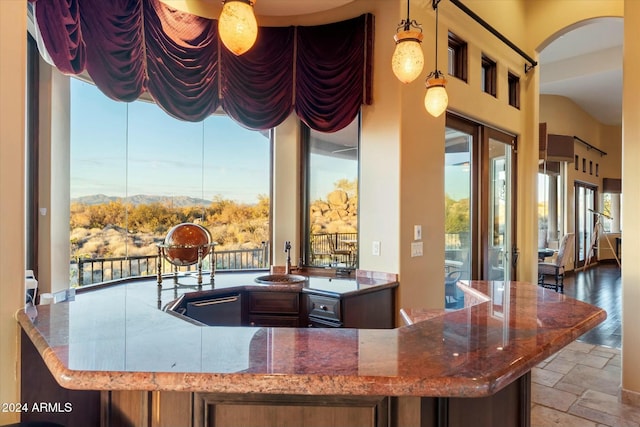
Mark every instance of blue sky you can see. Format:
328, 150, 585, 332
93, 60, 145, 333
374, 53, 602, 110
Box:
71, 79, 359, 204
445, 152, 470, 201
71, 79, 271, 204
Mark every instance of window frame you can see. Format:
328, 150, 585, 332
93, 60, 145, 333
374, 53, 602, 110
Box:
508, 71, 520, 109
300, 116, 361, 270
481, 54, 497, 97
26, 34, 40, 275
448, 31, 468, 82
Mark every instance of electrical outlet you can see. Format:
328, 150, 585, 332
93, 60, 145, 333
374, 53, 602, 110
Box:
411, 241, 423, 257
372, 241, 381, 256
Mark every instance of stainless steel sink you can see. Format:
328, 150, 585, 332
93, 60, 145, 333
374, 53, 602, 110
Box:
254, 274, 308, 285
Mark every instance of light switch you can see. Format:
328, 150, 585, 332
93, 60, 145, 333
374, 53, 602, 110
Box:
372, 241, 381, 256
414, 225, 422, 240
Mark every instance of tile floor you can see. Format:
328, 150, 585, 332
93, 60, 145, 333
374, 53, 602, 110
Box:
531, 341, 639, 426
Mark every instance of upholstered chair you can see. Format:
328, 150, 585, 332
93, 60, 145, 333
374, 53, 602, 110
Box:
538, 233, 575, 293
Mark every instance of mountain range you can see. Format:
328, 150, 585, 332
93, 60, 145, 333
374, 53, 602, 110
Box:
71, 194, 212, 207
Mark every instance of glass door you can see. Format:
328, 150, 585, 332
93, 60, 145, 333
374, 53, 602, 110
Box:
486, 136, 514, 281
575, 182, 596, 268
445, 114, 517, 290
444, 127, 473, 282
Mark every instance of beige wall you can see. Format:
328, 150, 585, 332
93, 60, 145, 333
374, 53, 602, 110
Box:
0, 2, 26, 423
38, 64, 72, 295
622, 0, 640, 405
271, 115, 301, 266
540, 94, 622, 217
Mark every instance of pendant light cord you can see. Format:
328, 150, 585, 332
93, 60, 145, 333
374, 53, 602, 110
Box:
433, 0, 441, 75
435, 4, 438, 70
401, 0, 417, 32
406, 0, 410, 23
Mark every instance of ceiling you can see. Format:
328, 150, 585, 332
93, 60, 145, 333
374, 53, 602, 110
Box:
539, 18, 623, 126
253, 0, 355, 16
162, 0, 356, 18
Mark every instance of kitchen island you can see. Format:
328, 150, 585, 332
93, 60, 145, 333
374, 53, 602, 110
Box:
17, 271, 605, 427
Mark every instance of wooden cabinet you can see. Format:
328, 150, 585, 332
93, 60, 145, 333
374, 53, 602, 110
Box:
185, 293, 242, 326
306, 287, 395, 329
247, 291, 301, 327
306, 294, 342, 326
193, 393, 389, 427
169, 281, 397, 330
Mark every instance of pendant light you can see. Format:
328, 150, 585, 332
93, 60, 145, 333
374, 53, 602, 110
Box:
424, 0, 448, 117
218, 0, 258, 56
392, 0, 424, 84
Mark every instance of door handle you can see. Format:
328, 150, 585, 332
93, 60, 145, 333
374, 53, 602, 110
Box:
511, 246, 519, 268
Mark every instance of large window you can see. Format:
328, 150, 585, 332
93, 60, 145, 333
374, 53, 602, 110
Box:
70, 79, 271, 286
303, 117, 359, 269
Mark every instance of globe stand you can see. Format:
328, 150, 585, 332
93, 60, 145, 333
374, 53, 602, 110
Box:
157, 242, 216, 288
154, 223, 216, 309
157, 242, 216, 289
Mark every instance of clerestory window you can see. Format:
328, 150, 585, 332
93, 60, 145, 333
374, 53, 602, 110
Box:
481, 55, 497, 97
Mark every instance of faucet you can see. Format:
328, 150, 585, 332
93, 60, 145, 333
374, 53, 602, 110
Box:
284, 241, 292, 275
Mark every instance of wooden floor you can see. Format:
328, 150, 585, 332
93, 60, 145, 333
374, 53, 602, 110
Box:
562, 262, 621, 349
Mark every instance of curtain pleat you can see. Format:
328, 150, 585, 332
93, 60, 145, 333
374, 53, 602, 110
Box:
32, 0, 372, 131
78, 0, 146, 102
220, 26, 294, 130
144, 0, 219, 122
295, 16, 367, 133
34, 0, 86, 75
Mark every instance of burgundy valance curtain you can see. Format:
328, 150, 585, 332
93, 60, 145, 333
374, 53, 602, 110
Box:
29, 0, 373, 132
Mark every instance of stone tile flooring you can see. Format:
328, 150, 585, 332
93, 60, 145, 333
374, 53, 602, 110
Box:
531, 341, 640, 426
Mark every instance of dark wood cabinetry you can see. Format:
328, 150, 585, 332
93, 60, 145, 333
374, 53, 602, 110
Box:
307, 294, 342, 326
193, 393, 389, 427
306, 287, 395, 329
247, 291, 301, 327
173, 283, 397, 329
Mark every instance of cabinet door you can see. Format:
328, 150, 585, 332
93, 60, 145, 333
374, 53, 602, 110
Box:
306, 294, 341, 322
249, 291, 299, 314
308, 316, 342, 328
194, 393, 389, 427
249, 314, 300, 327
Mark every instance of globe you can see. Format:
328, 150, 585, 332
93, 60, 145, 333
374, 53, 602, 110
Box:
162, 223, 211, 267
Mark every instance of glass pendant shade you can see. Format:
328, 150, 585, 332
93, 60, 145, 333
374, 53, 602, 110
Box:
424, 76, 448, 117
392, 30, 424, 83
219, 0, 258, 56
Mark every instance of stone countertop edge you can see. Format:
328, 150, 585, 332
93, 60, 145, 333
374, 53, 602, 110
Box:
16, 280, 606, 398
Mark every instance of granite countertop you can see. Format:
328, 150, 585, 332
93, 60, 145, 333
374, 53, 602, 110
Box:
17, 274, 605, 398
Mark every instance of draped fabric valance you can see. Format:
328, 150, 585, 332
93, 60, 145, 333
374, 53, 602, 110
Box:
29, 0, 373, 132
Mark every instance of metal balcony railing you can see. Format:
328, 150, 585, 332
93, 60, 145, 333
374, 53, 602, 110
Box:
71, 244, 270, 287
308, 232, 358, 268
